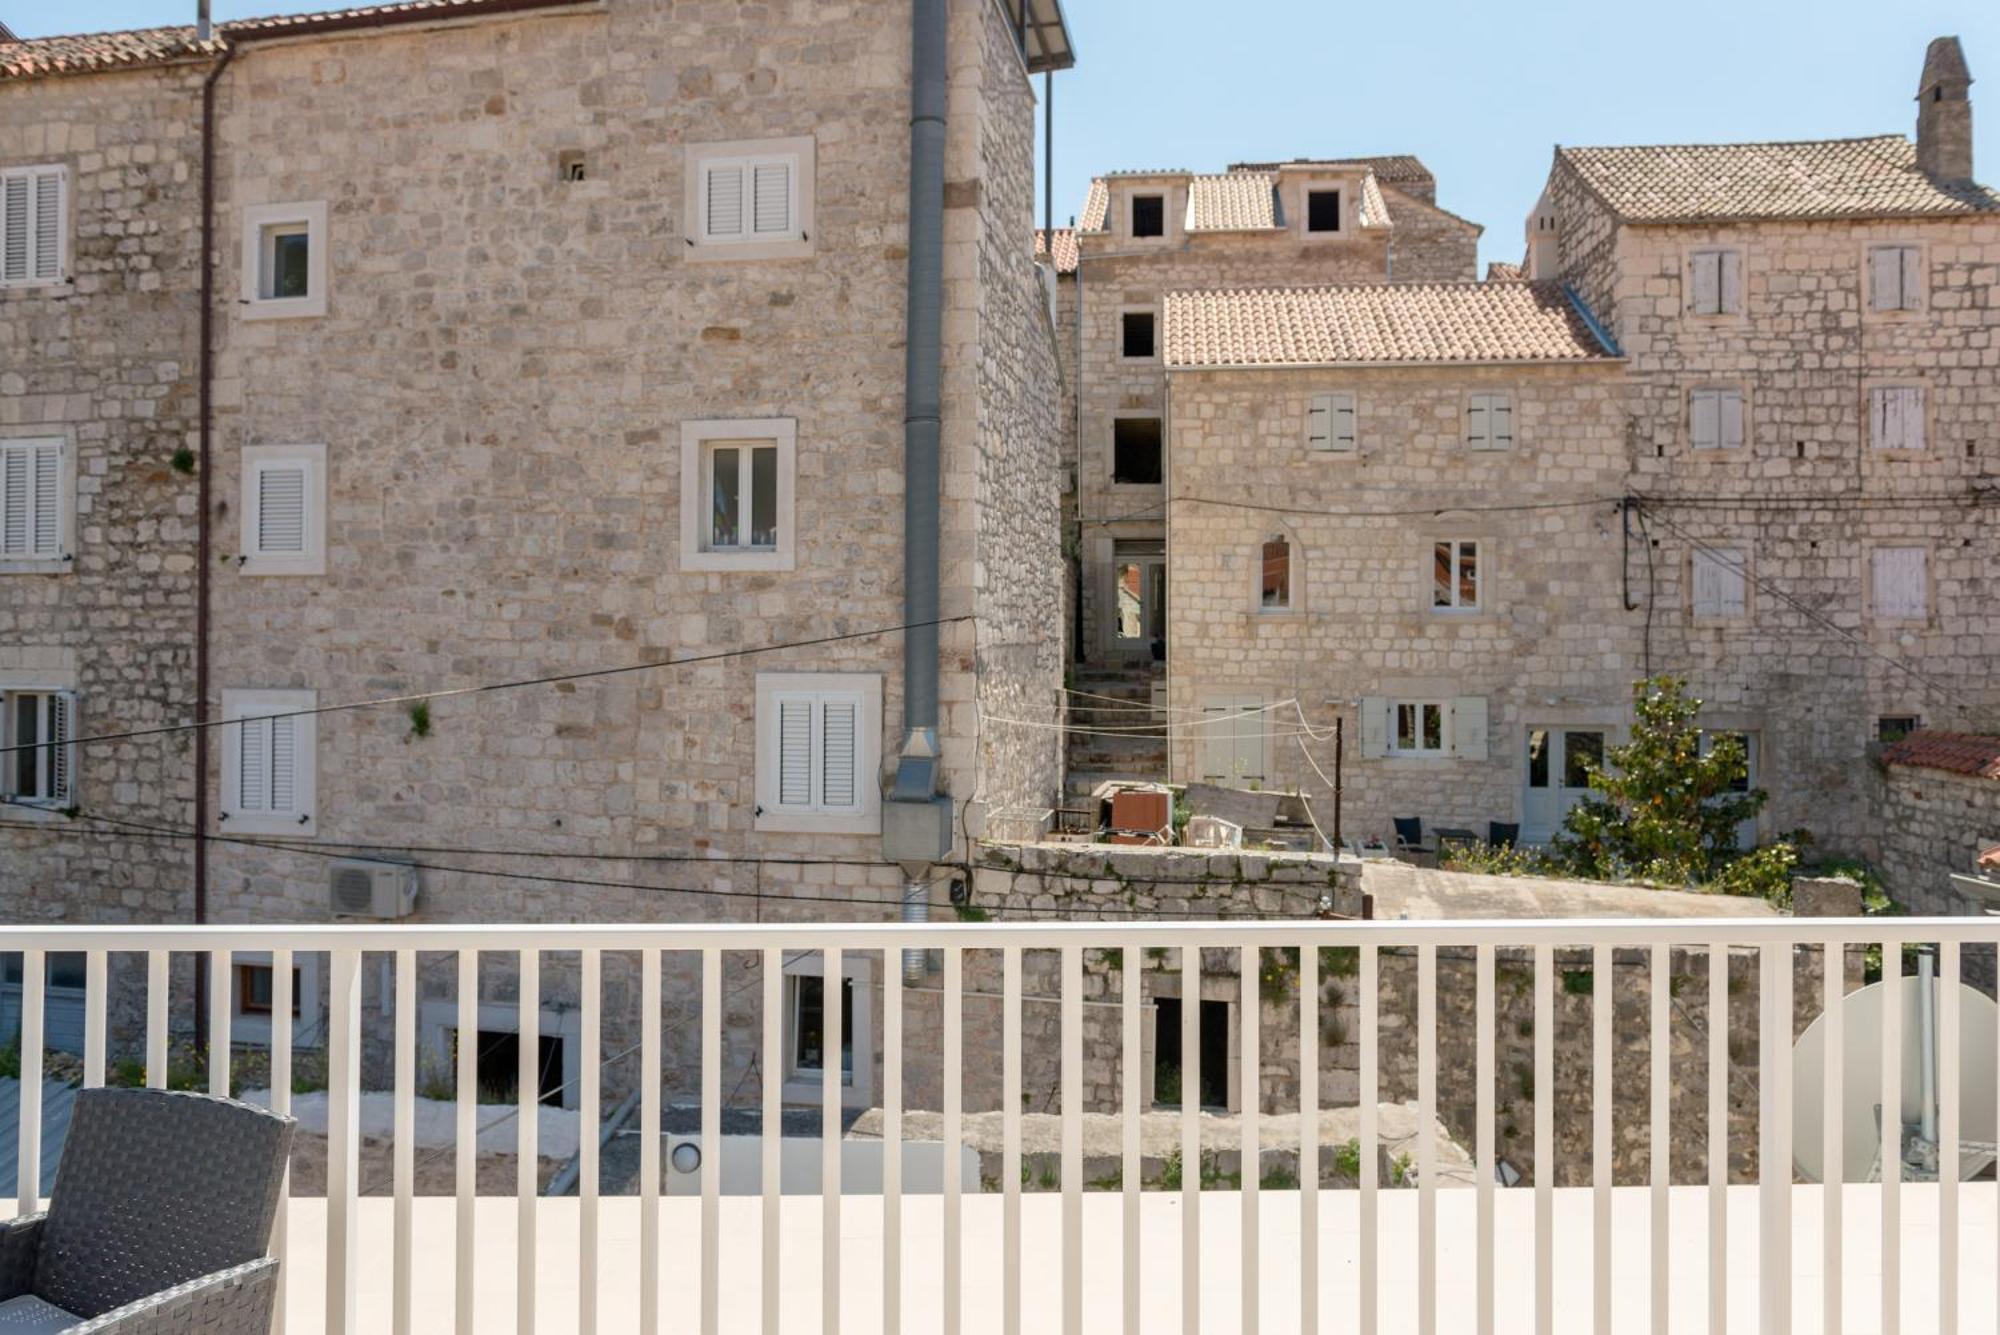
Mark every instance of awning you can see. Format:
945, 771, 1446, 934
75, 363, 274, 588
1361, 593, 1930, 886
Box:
1013, 0, 1076, 73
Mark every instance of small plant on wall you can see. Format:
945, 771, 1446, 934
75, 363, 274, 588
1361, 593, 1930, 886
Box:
406, 700, 432, 740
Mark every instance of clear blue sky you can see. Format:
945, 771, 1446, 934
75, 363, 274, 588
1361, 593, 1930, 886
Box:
10, 1, 1996, 270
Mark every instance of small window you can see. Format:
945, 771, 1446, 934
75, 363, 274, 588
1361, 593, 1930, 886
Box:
1306, 189, 1341, 234
1869, 386, 1925, 451
1877, 715, 1922, 744
1260, 536, 1292, 611
1689, 388, 1745, 450
1870, 547, 1927, 622
1466, 393, 1513, 451
1112, 418, 1163, 484
0, 437, 66, 564
1392, 701, 1447, 757
1121, 310, 1156, 360
789, 974, 854, 1081
1, 689, 75, 809
220, 689, 317, 837
1130, 194, 1165, 239
236, 963, 302, 1018
558, 150, 588, 183
1687, 247, 1742, 316
1306, 393, 1356, 452
1691, 546, 1748, 619
1432, 539, 1480, 611
679, 419, 796, 571
239, 445, 326, 576
240, 202, 327, 319
0, 165, 67, 288
1867, 245, 1922, 312
686, 137, 815, 259
754, 672, 882, 834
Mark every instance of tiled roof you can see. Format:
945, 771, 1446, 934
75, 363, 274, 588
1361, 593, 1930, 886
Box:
1485, 261, 1524, 281
1879, 730, 2000, 780
1080, 167, 1394, 235
1079, 179, 1110, 232
1558, 135, 2000, 223
1163, 280, 1619, 369
1034, 227, 1078, 275
0, 1, 597, 80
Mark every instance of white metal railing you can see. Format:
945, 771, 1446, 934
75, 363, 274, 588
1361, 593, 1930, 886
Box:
0, 917, 1995, 1334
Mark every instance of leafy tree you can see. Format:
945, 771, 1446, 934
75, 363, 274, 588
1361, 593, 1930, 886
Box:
1551, 676, 1767, 885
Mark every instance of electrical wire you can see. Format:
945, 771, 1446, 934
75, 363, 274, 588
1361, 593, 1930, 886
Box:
1081, 492, 1620, 530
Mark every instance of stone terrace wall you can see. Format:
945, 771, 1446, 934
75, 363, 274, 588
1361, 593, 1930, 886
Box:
1878, 763, 2000, 915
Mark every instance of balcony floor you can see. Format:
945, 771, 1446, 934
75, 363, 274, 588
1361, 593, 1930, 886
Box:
270, 1183, 1997, 1333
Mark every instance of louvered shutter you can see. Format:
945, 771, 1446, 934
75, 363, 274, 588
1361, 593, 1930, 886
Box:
1872, 547, 1927, 620
256, 464, 308, 555
819, 699, 856, 808
777, 698, 813, 807
0, 441, 57, 558
32, 172, 61, 282
1718, 391, 1744, 450
1307, 394, 1331, 451
239, 718, 270, 813
705, 165, 745, 239
752, 162, 792, 235
1690, 390, 1720, 449
1898, 247, 1922, 310
49, 692, 76, 807
268, 716, 297, 813
1718, 250, 1742, 313
0, 446, 26, 555
1, 175, 26, 283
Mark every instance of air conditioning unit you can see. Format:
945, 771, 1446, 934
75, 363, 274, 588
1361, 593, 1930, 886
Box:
327, 859, 418, 920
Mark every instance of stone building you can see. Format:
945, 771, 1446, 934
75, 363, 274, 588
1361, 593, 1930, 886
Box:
0, 0, 1074, 1103
1876, 731, 2000, 916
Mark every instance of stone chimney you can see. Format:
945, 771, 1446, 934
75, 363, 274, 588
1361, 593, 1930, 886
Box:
1916, 36, 1974, 183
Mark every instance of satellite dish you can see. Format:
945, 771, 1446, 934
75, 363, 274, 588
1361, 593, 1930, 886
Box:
1791, 973, 1999, 1183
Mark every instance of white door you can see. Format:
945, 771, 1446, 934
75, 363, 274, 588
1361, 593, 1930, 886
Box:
1522, 726, 1606, 844
1196, 695, 1267, 787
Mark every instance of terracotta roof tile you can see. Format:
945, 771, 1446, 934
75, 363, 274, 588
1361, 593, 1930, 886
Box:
1034, 227, 1078, 275
1078, 179, 1109, 232
1163, 280, 1619, 369
1485, 261, 1524, 281
1558, 136, 2000, 223
1188, 172, 1277, 231
1879, 730, 2000, 780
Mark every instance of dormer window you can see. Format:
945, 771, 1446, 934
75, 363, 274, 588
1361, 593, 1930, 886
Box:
1131, 194, 1165, 239
1306, 190, 1341, 233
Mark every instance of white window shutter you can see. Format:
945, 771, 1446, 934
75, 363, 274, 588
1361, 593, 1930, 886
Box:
1719, 390, 1744, 450
1896, 388, 1923, 450
1690, 390, 1719, 449
1450, 697, 1489, 760
268, 715, 297, 813
238, 717, 270, 813
1693, 548, 1746, 617
1872, 547, 1927, 620
777, 698, 813, 807
256, 465, 308, 555
752, 162, 792, 235
1, 175, 26, 283
1689, 252, 1719, 314
1870, 247, 1901, 311
1466, 397, 1489, 449
1490, 396, 1513, 448
1359, 697, 1388, 757
820, 698, 857, 808
705, 165, 745, 238
1898, 247, 1921, 310
50, 691, 76, 807
1307, 394, 1331, 451
1332, 396, 1356, 450
0, 446, 25, 555
32, 172, 61, 282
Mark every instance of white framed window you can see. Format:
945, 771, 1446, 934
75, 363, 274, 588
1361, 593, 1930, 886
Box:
781, 952, 874, 1108
1306, 392, 1356, 453
1867, 244, 1923, 313
239, 201, 327, 319
1360, 696, 1488, 760
0, 437, 68, 567
228, 951, 324, 1051
754, 672, 882, 834
1, 689, 76, 809
0, 165, 66, 288
1432, 539, 1481, 611
1686, 247, 1742, 316
1258, 535, 1294, 612
1119, 307, 1158, 361
1691, 546, 1748, 619
1391, 701, 1447, 757
1870, 546, 1928, 623
220, 689, 317, 837
686, 136, 815, 260
1868, 385, 1926, 451
239, 444, 326, 576
1466, 393, 1514, 451
1689, 387, 1745, 450
679, 418, 796, 572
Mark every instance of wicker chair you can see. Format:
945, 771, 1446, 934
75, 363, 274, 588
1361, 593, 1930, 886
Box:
0, 1087, 295, 1333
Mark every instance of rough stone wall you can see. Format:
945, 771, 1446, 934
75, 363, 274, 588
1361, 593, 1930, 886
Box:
1877, 765, 2000, 915
0, 63, 206, 944
1381, 184, 1481, 283
1162, 364, 1632, 844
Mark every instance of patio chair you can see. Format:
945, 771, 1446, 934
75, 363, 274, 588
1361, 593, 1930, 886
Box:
0, 1087, 295, 1333
1488, 822, 1520, 849
1392, 816, 1425, 855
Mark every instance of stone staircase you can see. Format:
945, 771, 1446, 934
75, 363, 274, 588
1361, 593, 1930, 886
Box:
1063, 663, 1169, 813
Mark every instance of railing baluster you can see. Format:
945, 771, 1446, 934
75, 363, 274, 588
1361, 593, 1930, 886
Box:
1301, 941, 1320, 1335
209, 947, 231, 1097
1476, 942, 1494, 1335
327, 948, 362, 1335
579, 948, 601, 1335
394, 949, 416, 1335
1709, 940, 1729, 1335
701, 946, 721, 1335
1182, 942, 1202, 1335
1359, 942, 1377, 1335
639, 950, 661, 1335
882, 949, 902, 1335
1121, 941, 1142, 1335
1417, 942, 1435, 1335
456, 949, 479, 1335
1822, 940, 1843, 1335
1593, 942, 1612, 1334
1938, 940, 1959, 1335
1004, 946, 1023, 1335
1650, 942, 1670, 1335
82, 950, 105, 1090
518, 947, 539, 1335
145, 949, 167, 1089
1882, 936, 1902, 1335
272, 950, 293, 1335
763, 948, 783, 1335
1759, 942, 1793, 1331
17, 949, 43, 1214
1063, 944, 1084, 1335
1534, 943, 1553, 1335
823, 946, 843, 1335
943, 945, 963, 1335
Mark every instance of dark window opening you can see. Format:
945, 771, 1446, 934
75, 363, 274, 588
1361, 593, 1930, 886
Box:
1121, 311, 1156, 359
792, 974, 855, 1080
1131, 194, 1165, 238
559, 150, 587, 182
467, 1028, 565, 1106
236, 964, 302, 1017
1154, 996, 1230, 1110
1112, 418, 1163, 484
1878, 715, 1922, 744
1306, 190, 1341, 233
